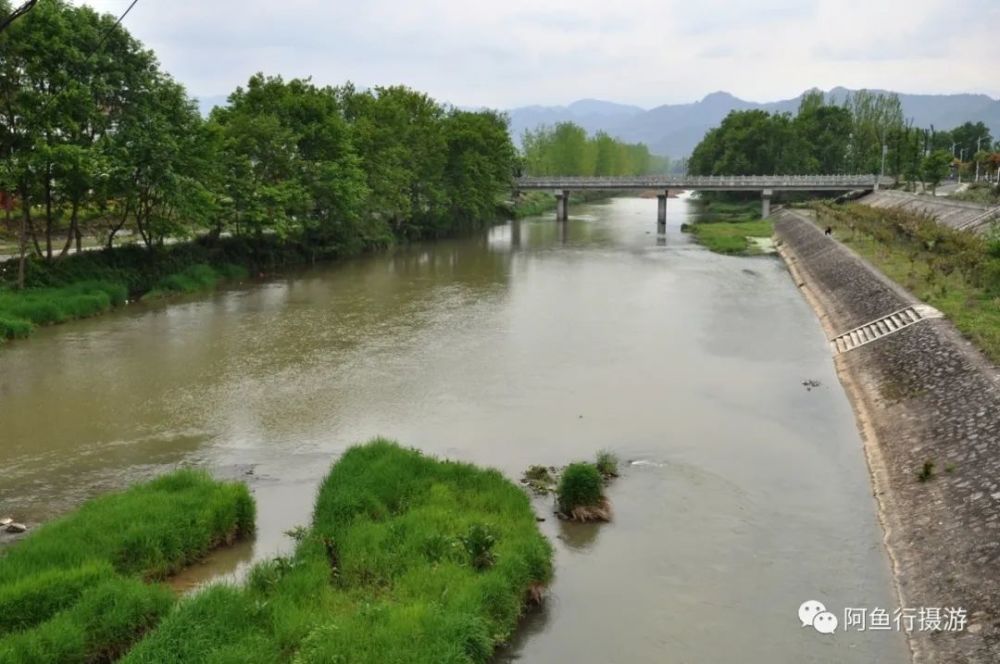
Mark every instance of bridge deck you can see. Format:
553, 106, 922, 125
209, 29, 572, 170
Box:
515, 175, 888, 191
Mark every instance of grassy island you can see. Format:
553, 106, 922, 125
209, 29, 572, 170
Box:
0, 471, 255, 663
124, 440, 552, 663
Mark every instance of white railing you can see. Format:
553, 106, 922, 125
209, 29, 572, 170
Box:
515, 175, 886, 189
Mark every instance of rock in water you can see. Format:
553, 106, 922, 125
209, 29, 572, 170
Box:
5, 523, 27, 534
0, 517, 12, 527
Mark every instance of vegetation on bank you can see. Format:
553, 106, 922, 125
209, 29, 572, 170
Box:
509, 190, 619, 219
0, 470, 255, 663
682, 200, 774, 255
0, 240, 264, 342
815, 203, 1000, 362
123, 440, 553, 663
0, 0, 517, 293
0, 0, 520, 344
687, 220, 774, 255
951, 182, 1000, 206
688, 89, 998, 195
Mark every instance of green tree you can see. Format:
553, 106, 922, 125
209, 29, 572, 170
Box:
795, 100, 852, 174
922, 150, 953, 194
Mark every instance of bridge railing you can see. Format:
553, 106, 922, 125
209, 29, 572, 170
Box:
514, 174, 887, 189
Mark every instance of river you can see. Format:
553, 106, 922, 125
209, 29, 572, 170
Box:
0, 196, 908, 662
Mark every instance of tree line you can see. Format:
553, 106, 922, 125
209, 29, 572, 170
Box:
0, 0, 517, 288
688, 89, 999, 191
520, 122, 668, 177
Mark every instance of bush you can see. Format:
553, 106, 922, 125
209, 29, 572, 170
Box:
459, 524, 497, 571
557, 463, 604, 514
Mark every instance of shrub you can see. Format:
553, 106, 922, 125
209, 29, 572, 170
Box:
557, 463, 604, 514
459, 524, 497, 571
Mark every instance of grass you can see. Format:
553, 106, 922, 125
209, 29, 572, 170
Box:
686, 219, 774, 255
950, 182, 1000, 206
556, 463, 609, 522
816, 203, 1000, 363
0, 470, 255, 663
595, 450, 619, 479
0, 280, 126, 341
123, 440, 553, 664
142, 263, 248, 300
0, 262, 248, 343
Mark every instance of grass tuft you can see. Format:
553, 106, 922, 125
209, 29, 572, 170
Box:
556, 463, 609, 522
595, 450, 619, 479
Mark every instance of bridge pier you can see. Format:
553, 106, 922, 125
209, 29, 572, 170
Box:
761, 189, 772, 219
555, 190, 569, 221
656, 192, 668, 234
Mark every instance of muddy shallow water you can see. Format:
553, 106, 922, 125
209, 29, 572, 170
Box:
0, 197, 907, 662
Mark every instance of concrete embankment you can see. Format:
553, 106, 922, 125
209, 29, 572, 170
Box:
859, 190, 999, 234
774, 209, 1000, 664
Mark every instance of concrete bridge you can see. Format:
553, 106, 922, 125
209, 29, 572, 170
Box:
514, 175, 890, 227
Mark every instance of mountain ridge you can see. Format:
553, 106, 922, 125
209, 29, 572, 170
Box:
507, 88, 1000, 159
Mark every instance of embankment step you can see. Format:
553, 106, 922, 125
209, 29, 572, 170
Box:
829, 305, 943, 355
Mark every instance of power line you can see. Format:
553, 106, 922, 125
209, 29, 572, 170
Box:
95, 0, 141, 50
0, 0, 38, 33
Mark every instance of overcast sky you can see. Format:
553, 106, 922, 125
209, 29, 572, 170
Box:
76, 0, 1000, 109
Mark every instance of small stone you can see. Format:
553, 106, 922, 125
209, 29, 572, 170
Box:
535, 516, 546, 522
5, 523, 27, 534
0, 518, 12, 527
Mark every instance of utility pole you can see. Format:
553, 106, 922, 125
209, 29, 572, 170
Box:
879, 143, 887, 189
975, 136, 982, 182
958, 148, 966, 184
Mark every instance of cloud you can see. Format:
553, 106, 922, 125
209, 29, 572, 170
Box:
73, 0, 1000, 108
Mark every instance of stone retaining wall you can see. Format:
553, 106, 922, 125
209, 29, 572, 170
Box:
775, 209, 1000, 664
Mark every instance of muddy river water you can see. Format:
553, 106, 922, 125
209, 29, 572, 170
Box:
0, 197, 908, 662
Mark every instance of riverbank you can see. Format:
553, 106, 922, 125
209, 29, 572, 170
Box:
775, 208, 1000, 663
813, 202, 1000, 363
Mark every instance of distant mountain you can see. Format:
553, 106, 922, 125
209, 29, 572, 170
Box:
507, 89, 1000, 159
507, 99, 644, 144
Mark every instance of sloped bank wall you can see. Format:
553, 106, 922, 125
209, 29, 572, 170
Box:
774, 209, 1000, 664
